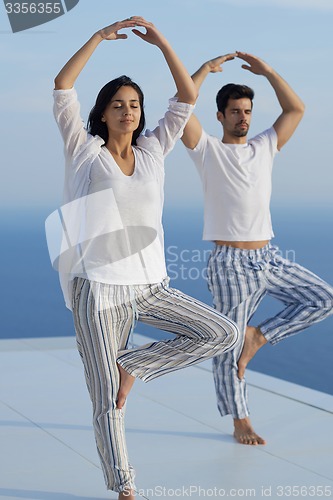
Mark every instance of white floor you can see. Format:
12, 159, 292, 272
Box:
1, 334, 333, 500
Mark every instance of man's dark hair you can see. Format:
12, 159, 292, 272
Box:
87, 75, 145, 146
216, 83, 254, 115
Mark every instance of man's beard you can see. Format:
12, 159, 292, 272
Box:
233, 129, 248, 137
233, 123, 249, 137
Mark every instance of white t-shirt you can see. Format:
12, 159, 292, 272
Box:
47, 87, 194, 309
186, 127, 278, 241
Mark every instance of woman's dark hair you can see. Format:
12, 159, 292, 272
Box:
216, 83, 254, 115
87, 75, 145, 145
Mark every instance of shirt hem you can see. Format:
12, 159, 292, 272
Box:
70, 274, 168, 286
203, 234, 274, 241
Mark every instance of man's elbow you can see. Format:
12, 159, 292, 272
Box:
296, 100, 305, 117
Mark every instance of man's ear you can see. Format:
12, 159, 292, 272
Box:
217, 111, 224, 124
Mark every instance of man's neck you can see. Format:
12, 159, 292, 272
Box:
222, 134, 248, 145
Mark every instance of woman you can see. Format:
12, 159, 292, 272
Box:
51, 17, 239, 499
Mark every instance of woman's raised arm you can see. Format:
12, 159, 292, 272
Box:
131, 17, 197, 104
54, 18, 137, 90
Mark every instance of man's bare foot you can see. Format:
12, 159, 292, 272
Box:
116, 363, 135, 410
234, 417, 266, 445
119, 489, 135, 499
237, 326, 267, 380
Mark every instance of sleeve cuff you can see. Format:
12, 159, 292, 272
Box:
168, 96, 195, 112
53, 87, 77, 97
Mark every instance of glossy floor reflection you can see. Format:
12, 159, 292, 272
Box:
1, 335, 332, 500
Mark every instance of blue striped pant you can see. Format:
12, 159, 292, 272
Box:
72, 276, 239, 493
207, 244, 333, 420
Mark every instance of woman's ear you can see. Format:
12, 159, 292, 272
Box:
101, 116, 106, 122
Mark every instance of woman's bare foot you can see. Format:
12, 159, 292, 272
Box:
234, 417, 266, 445
119, 489, 135, 499
237, 326, 267, 380
116, 363, 135, 410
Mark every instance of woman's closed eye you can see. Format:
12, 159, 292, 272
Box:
113, 105, 139, 109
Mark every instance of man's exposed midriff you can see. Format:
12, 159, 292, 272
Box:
215, 240, 270, 250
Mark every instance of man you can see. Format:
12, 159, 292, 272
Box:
181, 52, 333, 445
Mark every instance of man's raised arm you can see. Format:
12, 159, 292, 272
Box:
182, 54, 236, 150
236, 51, 305, 150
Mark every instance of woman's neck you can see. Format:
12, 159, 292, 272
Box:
106, 135, 133, 158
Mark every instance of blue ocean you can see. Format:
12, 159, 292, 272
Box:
1, 206, 332, 395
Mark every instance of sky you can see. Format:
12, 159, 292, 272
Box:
0, 0, 332, 214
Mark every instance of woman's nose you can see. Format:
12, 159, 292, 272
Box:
123, 105, 131, 115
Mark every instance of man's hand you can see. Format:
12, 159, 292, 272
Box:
236, 51, 273, 77
203, 53, 237, 74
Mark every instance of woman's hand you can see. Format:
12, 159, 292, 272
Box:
54, 18, 137, 89
97, 18, 138, 41
131, 17, 168, 49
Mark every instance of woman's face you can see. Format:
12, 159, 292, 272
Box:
101, 85, 141, 138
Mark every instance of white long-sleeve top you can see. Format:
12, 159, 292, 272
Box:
47, 87, 194, 309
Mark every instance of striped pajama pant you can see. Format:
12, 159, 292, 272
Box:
72, 276, 239, 493
207, 243, 333, 420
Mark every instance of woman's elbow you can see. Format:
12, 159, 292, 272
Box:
180, 89, 198, 105
54, 75, 72, 90
189, 89, 199, 105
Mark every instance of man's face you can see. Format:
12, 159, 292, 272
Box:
218, 97, 252, 138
